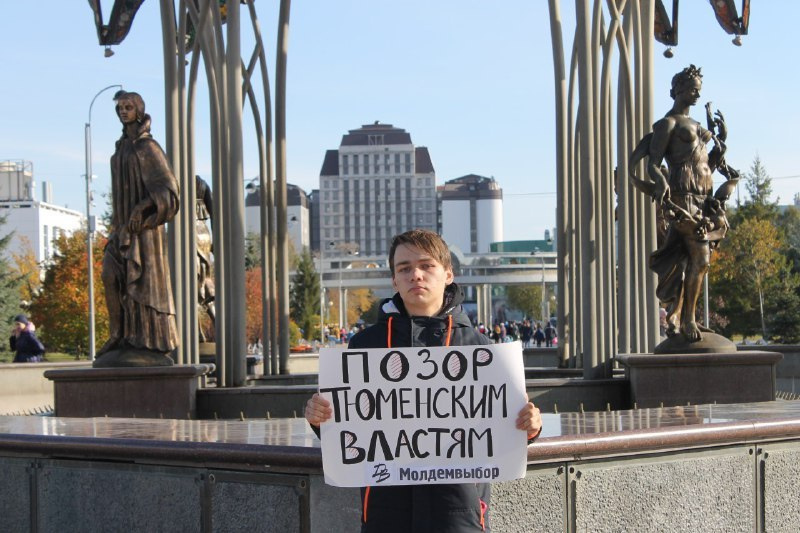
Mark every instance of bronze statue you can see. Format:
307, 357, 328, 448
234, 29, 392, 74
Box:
195, 175, 215, 341
630, 65, 739, 349
95, 91, 180, 367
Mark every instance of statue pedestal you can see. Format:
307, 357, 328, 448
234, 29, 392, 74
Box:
44, 365, 215, 419
615, 351, 782, 408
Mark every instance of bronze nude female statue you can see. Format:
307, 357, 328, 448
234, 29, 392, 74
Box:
630, 65, 739, 348
95, 91, 180, 367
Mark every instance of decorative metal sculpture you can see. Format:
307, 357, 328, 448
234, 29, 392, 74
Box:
95, 91, 180, 367
629, 65, 739, 352
195, 175, 216, 341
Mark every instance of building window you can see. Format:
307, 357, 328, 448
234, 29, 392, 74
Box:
394, 153, 401, 173
374, 154, 380, 174
368, 134, 384, 145
384, 153, 390, 173
342, 154, 349, 175
353, 154, 359, 175
404, 153, 411, 173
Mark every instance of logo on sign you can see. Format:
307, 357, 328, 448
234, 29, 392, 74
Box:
371, 463, 391, 483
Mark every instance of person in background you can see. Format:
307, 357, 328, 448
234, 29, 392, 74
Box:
544, 321, 557, 348
520, 319, 533, 348
10, 314, 45, 363
490, 323, 503, 344
533, 323, 545, 347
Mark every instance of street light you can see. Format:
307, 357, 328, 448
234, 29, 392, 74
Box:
319, 241, 334, 344
338, 248, 359, 329
84, 84, 122, 361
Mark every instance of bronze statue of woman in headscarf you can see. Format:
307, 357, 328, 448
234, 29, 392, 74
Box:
630, 65, 739, 351
95, 91, 180, 367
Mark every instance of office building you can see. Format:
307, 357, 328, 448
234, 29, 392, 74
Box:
0, 160, 84, 263
439, 174, 503, 253
317, 122, 436, 256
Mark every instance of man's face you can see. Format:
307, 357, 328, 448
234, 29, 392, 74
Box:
391, 243, 453, 317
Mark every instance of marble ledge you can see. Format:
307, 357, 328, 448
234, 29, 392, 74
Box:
0, 401, 799, 471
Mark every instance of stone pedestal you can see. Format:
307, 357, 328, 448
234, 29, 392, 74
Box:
44, 364, 214, 419
615, 351, 782, 408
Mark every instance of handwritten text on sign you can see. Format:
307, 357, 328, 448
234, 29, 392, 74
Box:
318, 341, 527, 487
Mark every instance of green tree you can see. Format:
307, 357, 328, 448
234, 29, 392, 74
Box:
0, 215, 23, 331
245, 232, 299, 270
245, 232, 261, 271
506, 285, 543, 320
777, 205, 800, 275
731, 156, 779, 223
290, 249, 321, 341
710, 217, 798, 340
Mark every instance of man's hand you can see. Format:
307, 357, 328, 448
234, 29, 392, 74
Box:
515, 394, 543, 440
305, 393, 332, 427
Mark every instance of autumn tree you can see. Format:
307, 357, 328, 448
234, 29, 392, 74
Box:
29, 230, 108, 355
245, 266, 264, 343
247, 265, 302, 347
345, 288, 375, 326
290, 249, 320, 341
11, 236, 41, 308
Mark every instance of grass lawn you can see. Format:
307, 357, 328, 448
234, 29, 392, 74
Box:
0, 351, 87, 364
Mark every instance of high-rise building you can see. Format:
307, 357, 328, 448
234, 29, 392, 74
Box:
438, 174, 503, 253
0, 160, 84, 264
245, 182, 310, 253
317, 122, 436, 256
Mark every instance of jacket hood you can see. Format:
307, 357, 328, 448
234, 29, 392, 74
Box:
377, 282, 472, 327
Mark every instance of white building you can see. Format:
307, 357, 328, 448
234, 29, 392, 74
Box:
439, 174, 503, 253
318, 122, 437, 256
0, 160, 84, 263
245, 182, 310, 253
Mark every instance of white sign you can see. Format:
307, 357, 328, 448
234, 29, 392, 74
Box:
318, 341, 528, 487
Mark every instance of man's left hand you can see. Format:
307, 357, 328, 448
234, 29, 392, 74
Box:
516, 394, 543, 440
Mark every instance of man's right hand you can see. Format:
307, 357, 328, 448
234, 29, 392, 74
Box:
305, 393, 332, 427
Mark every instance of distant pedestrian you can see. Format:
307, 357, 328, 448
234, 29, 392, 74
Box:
10, 314, 45, 363
544, 322, 556, 347
520, 319, 533, 348
533, 324, 545, 347
490, 324, 503, 344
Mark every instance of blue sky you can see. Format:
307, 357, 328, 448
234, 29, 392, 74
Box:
1, 1, 798, 242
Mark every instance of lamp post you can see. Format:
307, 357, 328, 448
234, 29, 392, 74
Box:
338, 248, 359, 329
319, 241, 334, 344
84, 84, 122, 361
539, 255, 546, 322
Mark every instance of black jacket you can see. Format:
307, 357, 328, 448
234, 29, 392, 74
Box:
10, 331, 45, 363
348, 283, 493, 533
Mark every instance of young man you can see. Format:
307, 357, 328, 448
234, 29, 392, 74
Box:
305, 229, 542, 532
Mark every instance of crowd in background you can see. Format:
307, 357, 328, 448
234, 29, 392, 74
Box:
477, 318, 557, 347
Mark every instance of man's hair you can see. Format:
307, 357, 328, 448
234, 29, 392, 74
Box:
388, 229, 452, 275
